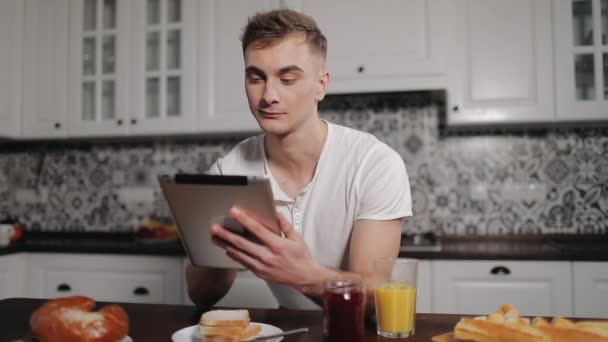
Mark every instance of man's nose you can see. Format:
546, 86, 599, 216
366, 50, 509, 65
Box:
262, 80, 280, 104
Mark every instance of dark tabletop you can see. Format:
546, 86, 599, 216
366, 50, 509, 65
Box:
1, 297, 461, 341
2, 232, 608, 261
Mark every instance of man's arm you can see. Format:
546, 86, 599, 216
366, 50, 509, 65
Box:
185, 262, 237, 307
294, 218, 402, 314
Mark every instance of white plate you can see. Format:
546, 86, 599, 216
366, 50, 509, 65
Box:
123, 337, 133, 342
171, 323, 283, 342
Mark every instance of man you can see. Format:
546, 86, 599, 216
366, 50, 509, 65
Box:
186, 9, 412, 312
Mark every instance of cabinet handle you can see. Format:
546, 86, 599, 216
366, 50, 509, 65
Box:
131, 118, 137, 125
117, 119, 123, 126
133, 286, 150, 296
357, 65, 365, 73
452, 106, 459, 112
490, 266, 511, 276
54, 122, 61, 129
57, 283, 71, 292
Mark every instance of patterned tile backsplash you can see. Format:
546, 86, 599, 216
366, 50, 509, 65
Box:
1, 91, 607, 235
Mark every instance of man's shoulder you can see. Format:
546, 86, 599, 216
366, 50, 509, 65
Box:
328, 122, 396, 157
216, 134, 265, 174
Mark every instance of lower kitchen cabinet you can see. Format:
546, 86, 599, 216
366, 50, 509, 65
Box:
573, 262, 608, 318
432, 260, 572, 317
27, 253, 184, 305
417, 260, 432, 313
0, 253, 27, 299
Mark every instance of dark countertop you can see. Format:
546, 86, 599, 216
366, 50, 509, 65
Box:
399, 235, 608, 261
1, 297, 461, 342
0, 231, 186, 257
1, 232, 608, 261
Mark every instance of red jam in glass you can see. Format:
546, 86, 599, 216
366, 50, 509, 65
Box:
323, 278, 365, 342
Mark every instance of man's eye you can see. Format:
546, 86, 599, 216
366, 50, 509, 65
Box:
247, 77, 262, 84
281, 78, 296, 85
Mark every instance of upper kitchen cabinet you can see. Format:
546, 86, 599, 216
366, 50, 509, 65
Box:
197, 0, 277, 134
284, 0, 450, 94
22, 0, 70, 138
129, 0, 197, 135
445, 0, 555, 126
68, 0, 197, 137
0, 0, 24, 138
554, 0, 608, 121
67, 0, 130, 137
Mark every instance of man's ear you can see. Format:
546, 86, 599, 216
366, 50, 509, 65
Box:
315, 70, 330, 102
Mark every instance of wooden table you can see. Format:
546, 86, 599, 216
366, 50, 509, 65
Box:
1, 298, 460, 341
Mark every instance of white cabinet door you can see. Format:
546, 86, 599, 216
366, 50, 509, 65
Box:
554, 0, 608, 121
197, 0, 276, 134
446, 0, 555, 125
0, 253, 27, 299
417, 260, 432, 313
287, 0, 449, 94
28, 253, 184, 305
432, 260, 572, 317
68, 0, 130, 137
0, 0, 24, 138
573, 261, 608, 318
129, 0, 198, 135
22, 0, 70, 138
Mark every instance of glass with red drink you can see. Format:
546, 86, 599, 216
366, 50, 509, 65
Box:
323, 278, 365, 342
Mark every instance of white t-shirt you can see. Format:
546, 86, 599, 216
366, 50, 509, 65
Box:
208, 121, 412, 309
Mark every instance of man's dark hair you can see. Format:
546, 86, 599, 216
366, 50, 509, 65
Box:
240, 9, 327, 60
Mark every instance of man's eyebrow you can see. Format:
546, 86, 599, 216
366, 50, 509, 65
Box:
279, 65, 304, 73
245, 66, 266, 77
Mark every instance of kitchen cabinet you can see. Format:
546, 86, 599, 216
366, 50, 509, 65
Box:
573, 261, 608, 318
21, 0, 70, 138
432, 260, 573, 317
0, 0, 24, 138
554, 0, 608, 121
285, 0, 450, 94
445, 0, 555, 126
68, 0, 197, 137
27, 253, 184, 305
417, 260, 432, 313
0, 253, 27, 300
196, 0, 274, 134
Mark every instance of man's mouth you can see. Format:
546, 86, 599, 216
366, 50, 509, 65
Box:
259, 110, 286, 118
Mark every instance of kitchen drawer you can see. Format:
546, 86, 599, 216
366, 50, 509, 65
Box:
27, 253, 183, 304
432, 260, 572, 317
43, 269, 165, 304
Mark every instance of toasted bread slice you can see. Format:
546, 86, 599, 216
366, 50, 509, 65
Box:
200, 309, 251, 327
240, 324, 262, 341
200, 325, 246, 337
204, 335, 241, 342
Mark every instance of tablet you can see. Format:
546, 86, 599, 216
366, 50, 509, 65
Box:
158, 173, 279, 269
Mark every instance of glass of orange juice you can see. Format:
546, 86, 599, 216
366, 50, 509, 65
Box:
373, 258, 418, 338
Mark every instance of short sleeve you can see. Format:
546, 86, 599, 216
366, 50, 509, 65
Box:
355, 143, 413, 221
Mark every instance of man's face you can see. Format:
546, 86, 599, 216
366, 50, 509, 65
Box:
243, 33, 328, 137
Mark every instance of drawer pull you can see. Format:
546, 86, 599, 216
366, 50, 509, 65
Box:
57, 283, 71, 292
133, 286, 150, 296
490, 266, 511, 276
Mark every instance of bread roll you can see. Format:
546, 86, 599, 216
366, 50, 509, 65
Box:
30, 295, 129, 342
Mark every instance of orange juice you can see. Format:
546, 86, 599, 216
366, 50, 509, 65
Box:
374, 282, 416, 334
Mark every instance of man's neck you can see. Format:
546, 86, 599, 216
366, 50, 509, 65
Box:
264, 117, 328, 195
